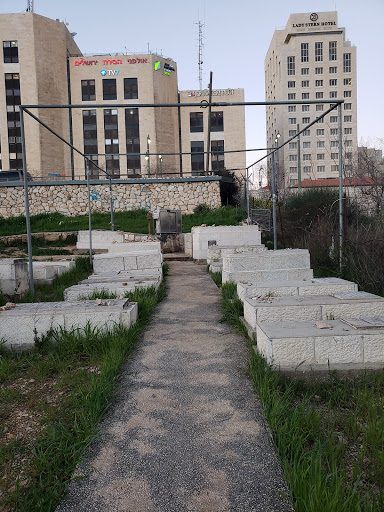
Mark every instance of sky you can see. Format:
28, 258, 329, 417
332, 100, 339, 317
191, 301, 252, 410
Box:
1, 0, 383, 169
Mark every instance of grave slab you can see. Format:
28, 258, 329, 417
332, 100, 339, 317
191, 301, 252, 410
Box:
77, 230, 125, 250
93, 251, 162, 274
0, 258, 29, 298
108, 242, 161, 253
64, 279, 159, 301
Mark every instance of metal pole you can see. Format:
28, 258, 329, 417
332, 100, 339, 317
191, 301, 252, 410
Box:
271, 151, 277, 250
205, 71, 213, 176
297, 124, 302, 189
246, 166, 250, 223
19, 108, 34, 297
86, 160, 93, 266
146, 135, 151, 175
108, 173, 115, 231
338, 104, 343, 271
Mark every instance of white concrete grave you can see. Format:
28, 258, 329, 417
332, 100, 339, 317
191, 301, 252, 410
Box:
0, 299, 138, 350
77, 230, 125, 250
237, 277, 358, 303
192, 225, 262, 261
64, 278, 159, 301
256, 318, 384, 368
0, 258, 29, 298
222, 249, 312, 284
93, 251, 162, 274
108, 241, 161, 254
32, 261, 75, 285
244, 292, 384, 331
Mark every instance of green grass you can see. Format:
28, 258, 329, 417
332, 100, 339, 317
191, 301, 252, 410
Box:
216, 278, 384, 512
182, 205, 246, 233
0, 273, 167, 511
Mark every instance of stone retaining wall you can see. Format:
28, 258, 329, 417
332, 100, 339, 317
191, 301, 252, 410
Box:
0, 177, 222, 218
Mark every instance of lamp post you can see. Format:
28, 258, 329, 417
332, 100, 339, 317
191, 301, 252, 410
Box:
274, 132, 281, 191
146, 135, 151, 175
158, 154, 163, 177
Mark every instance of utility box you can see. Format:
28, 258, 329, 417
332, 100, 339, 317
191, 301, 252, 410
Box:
156, 209, 182, 234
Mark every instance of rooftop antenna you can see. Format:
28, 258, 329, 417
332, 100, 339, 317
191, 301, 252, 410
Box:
195, 18, 204, 90
26, 0, 34, 12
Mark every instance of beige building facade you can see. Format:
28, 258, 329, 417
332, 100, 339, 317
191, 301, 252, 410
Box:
265, 12, 357, 186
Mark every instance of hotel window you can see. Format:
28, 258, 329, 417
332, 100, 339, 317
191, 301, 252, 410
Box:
287, 56, 295, 75
317, 166, 325, 173
317, 154, 325, 160
124, 78, 138, 99
303, 154, 311, 161
288, 81, 296, 88
344, 128, 352, 134
301, 80, 309, 87
288, 118, 296, 125
82, 110, 98, 178
303, 166, 311, 173
3, 41, 18, 63
288, 106, 296, 112
344, 90, 352, 97
289, 154, 297, 161
317, 141, 325, 148
331, 153, 339, 160
301, 43, 309, 62
303, 142, 311, 149
301, 68, 309, 75
316, 129, 324, 135
331, 141, 339, 148
288, 130, 297, 136
289, 142, 297, 149
210, 111, 224, 131
316, 92, 323, 99
329, 67, 337, 74
190, 112, 203, 132
315, 67, 323, 74
330, 128, 338, 136
331, 165, 339, 172
288, 93, 296, 100
316, 117, 324, 123
303, 129, 310, 136
191, 141, 204, 174
125, 108, 141, 175
345, 152, 352, 159
330, 91, 338, 98
315, 80, 323, 87
343, 53, 351, 73
344, 103, 352, 110
316, 105, 324, 111
5, 74, 22, 170
302, 93, 310, 99
105, 155, 120, 176
344, 140, 353, 147
103, 79, 117, 100
329, 41, 337, 61
330, 116, 338, 123
289, 167, 297, 174
5, 73, 21, 106
302, 117, 310, 124
302, 105, 310, 112
211, 140, 224, 170
81, 80, 96, 101
329, 79, 337, 87
344, 115, 352, 122
344, 78, 352, 86
315, 42, 323, 61
104, 109, 119, 176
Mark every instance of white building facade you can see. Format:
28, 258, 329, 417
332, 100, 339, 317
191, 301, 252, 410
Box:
265, 12, 357, 186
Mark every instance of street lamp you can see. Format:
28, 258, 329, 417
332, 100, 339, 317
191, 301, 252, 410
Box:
274, 132, 281, 191
158, 154, 163, 177
146, 135, 151, 175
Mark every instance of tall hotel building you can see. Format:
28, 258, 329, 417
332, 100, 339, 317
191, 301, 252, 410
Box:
265, 12, 357, 186
0, 11, 245, 179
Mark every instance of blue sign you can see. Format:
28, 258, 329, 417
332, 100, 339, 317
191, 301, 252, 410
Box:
100, 69, 107, 76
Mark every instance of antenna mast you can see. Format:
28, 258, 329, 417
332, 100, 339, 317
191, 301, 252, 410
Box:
26, 0, 34, 12
195, 19, 204, 90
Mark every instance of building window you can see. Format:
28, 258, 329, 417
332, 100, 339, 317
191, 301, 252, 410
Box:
81, 80, 96, 101
302, 93, 310, 100
190, 112, 203, 132
288, 81, 296, 88
316, 105, 324, 111
344, 128, 352, 134
5, 73, 21, 106
288, 130, 297, 136
315, 80, 323, 87
106, 155, 120, 176
124, 78, 138, 99
191, 141, 204, 174
303, 166, 312, 173
211, 140, 224, 170
315, 67, 323, 74
343, 53, 351, 73
302, 117, 310, 124
330, 116, 338, 123
303, 154, 311, 161
5, 73, 22, 170
104, 109, 119, 177
329, 79, 337, 87
331, 153, 339, 160
317, 165, 325, 172
329, 66, 337, 73
317, 141, 325, 148
331, 165, 339, 172
210, 111, 224, 132
3, 41, 18, 63
330, 128, 338, 136
303, 142, 311, 149
125, 108, 140, 175
316, 117, 324, 123
288, 118, 296, 125
288, 93, 296, 100
289, 154, 297, 161
345, 152, 352, 159
82, 110, 98, 173
344, 140, 353, 147
316, 129, 324, 136
289, 142, 297, 149
315, 42, 323, 61
103, 79, 117, 100
330, 91, 338, 98
288, 105, 296, 112
344, 90, 352, 97
301, 68, 309, 75
289, 167, 297, 174
287, 56, 295, 75
301, 80, 309, 87
344, 78, 352, 86
303, 129, 310, 136
317, 154, 325, 160
302, 105, 310, 112
344, 103, 352, 110
330, 141, 339, 148
344, 115, 352, 122
329, 41, 337, 61
316, 92, 324, 99
301, 43, 309, 62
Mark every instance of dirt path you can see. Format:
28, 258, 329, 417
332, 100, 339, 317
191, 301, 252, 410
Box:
57, 261, 292, 512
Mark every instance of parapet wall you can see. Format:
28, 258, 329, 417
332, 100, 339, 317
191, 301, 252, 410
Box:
0, 177, 222, 218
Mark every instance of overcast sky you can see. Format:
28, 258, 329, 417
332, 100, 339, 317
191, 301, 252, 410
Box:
1, 0, 383, 167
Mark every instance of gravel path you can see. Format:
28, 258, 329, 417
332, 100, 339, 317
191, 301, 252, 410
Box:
57, 261, 292, 512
